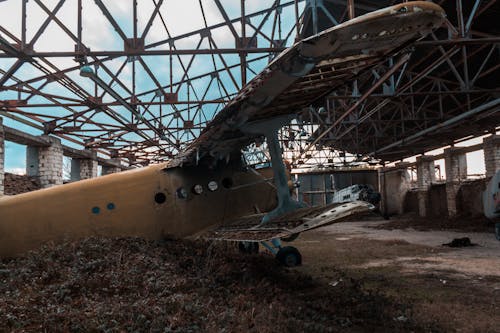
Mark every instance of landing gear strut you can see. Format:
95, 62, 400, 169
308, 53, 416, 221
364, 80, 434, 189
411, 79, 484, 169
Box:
242, 115, 306, 224
243, 116, 306, 267
260, 238, 302, 267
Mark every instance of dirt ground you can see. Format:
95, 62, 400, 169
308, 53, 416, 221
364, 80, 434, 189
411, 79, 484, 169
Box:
0, 216, 498, 332
295, 218, 500, 332
372, 213, 495, 233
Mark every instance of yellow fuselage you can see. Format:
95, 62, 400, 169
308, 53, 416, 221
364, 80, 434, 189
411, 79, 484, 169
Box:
0, 163, 276, 258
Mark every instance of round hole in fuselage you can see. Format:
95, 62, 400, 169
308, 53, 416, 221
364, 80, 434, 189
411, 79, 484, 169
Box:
154, 192, 167, 204
192, 184, 203, 195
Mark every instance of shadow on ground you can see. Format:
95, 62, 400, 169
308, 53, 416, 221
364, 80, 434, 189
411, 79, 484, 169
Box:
1, 237, 440, 332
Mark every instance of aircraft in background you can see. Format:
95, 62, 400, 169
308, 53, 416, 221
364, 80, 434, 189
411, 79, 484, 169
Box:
0, 2, 445, 266
332, 184, 381, 206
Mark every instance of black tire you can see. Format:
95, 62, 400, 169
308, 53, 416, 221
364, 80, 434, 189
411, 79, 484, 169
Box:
282, 233, 300, 243
238, 242, 259, 254
276, 246, 302, 267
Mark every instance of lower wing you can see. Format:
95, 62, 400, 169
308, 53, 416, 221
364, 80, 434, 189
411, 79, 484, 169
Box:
201, 201, 374, 242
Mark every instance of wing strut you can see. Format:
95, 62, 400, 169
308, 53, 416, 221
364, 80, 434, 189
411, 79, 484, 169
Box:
243, 115, 306, 224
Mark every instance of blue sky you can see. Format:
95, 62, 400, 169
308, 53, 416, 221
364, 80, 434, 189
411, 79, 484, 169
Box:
4, 142, 26, 174
0, 0, 302, 172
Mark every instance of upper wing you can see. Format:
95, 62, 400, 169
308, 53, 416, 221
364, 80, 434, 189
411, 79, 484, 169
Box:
168, 2, 445, 168
200, 201, 375, 242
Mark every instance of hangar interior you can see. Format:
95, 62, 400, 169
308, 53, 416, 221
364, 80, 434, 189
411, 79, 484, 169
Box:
0, 0, 498, 221
1, 1, 500, 331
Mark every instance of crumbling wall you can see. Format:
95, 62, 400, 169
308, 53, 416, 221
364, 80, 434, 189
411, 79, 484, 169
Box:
428, 183, 448, 217
456, 179, 486, 217
382, 169, 411, 215
4, 173, 41, 195
401, 184, 447, 217
403, 190, 419, 214
402, 180, 487, 218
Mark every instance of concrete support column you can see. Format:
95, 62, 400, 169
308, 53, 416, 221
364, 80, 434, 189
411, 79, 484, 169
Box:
378, 169, 386, 213
444, 147, 468, 217
70, 159, 80, 181
379, 162, 411, 216
26, 146, 39, 177
79, 159, 98, 179
102, 158, 122, 175
416, 156, 436, 188
416, 156, 435, 217
394, 162, 412, 215
0, 118, 4, 196
27, 136, 63, 188
483, 135, 500, 178
70, 151, 98, 181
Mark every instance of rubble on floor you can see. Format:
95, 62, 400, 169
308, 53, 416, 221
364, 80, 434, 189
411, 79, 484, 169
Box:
372, 213, 495, 233
442, 237, 477, 247
0, 237, 426, 332
3, 173, 41, 195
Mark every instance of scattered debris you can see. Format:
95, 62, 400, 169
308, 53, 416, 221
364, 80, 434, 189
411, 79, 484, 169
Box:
395, 315, 408, 322
329, 278, 343, 287
3, 173, 41, 195
442, 237, 477, 248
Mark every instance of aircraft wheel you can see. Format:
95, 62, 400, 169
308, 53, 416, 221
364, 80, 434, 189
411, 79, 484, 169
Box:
276, 246, 302, 267
282, 233, 300, 242
238, 242, 259, 254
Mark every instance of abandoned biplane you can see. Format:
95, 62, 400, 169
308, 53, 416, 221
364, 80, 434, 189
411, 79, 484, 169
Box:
331, 184, 381, 206
0, 2, 445, 265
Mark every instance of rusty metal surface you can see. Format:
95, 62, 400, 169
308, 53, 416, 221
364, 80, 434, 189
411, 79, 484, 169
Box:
170, 2, 445, 169
0, 1, 497, 167
203, 201, 374, 241
285, 0, 500, 167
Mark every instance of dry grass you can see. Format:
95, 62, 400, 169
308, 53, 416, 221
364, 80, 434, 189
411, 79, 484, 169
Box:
1, 237, 430, 332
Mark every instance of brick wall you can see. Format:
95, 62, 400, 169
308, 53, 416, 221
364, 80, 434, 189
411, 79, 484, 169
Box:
38, 136, 63, 188
444, 148, 468, 216
79, 159, 98, 179
416, 156, 435, 189
483, 135, 500, 178
102, 159, 122, 175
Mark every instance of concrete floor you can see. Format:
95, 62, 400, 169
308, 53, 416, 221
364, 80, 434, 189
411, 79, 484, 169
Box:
321, 220, 500, 277
292, 218, 500, 331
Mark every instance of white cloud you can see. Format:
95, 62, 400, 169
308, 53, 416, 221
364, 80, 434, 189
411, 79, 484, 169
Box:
5, 167, 26, 175
82, 2, 120, 51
